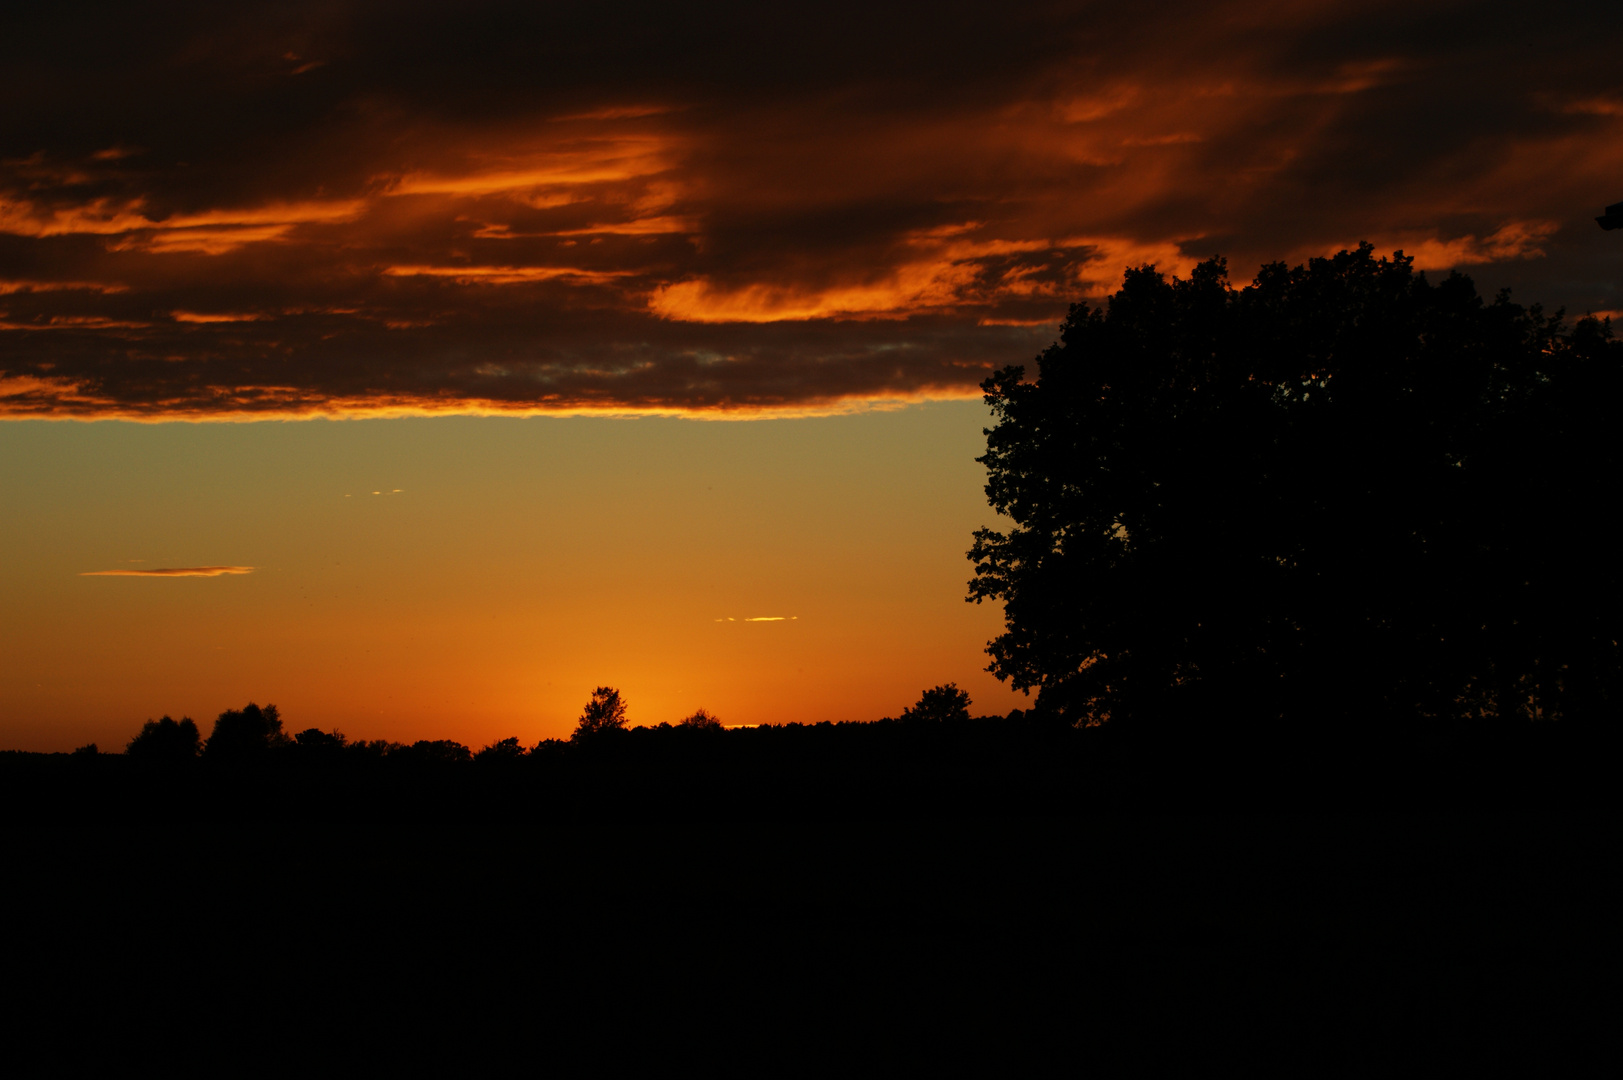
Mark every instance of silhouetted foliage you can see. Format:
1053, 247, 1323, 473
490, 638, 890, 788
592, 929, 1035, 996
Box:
202, 703, 287, 759
572, 686, 628, 741
398, 739, 474, 765
530, 737, 570, 761
125, 716, 201, 762
678, 708, 723, 730
970, 246, 1623, 731
348, 739, 402, 759
901, 684, 972, 723
293, 727, 347, 751
71, 743, 99, 757
476, 736, 527, 762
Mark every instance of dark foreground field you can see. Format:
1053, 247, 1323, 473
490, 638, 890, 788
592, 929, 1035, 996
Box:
2, 719, 1613, 1070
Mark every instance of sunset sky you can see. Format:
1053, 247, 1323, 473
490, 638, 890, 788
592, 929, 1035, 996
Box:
5, 1, 1622, 749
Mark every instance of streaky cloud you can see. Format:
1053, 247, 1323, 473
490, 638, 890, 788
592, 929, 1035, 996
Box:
81, 566, 255, 577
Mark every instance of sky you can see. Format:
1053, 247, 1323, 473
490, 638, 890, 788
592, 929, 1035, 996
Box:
4, 1, 1623, 748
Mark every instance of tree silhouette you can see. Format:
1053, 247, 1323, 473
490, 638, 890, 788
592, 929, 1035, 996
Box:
969, 246, 1623, 731
572, 686, 628, 741
125, 716, 201, 762
678, 708, 723, 730
202, 703, 288, 760
901, 684, 972, 723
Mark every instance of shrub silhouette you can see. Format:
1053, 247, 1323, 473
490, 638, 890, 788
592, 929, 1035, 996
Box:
126, 716, 201, 762
572, 686, 628, 741
202, 703, 287, 760
901, 684, 972, 723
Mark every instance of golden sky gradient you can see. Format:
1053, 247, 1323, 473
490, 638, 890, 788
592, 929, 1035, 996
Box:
3, 1, 1622, 747
1, 407, 1026, 750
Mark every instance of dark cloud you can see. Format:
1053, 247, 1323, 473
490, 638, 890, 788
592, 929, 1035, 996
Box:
5, 1, 1623, 417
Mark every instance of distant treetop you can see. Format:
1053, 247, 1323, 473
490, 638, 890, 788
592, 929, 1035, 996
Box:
202, 702, 286, 759
678, 708, 723, 730
126, 715, 201, 762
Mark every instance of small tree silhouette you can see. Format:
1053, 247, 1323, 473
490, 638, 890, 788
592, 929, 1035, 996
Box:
901, 684, 972, 723
572, 686, 628, 741
126, 716, 202, 762
678, 708, 723, 730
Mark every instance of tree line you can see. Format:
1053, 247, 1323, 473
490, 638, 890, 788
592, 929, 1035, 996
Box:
105, 682, 979, 764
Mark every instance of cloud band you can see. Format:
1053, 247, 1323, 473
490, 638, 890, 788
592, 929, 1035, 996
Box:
3, 2, 1620, 419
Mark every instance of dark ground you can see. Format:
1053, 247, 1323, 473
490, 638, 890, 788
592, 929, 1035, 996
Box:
1, 720, 1614, 1070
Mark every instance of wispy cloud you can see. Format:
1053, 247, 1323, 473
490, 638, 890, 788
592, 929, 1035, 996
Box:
80, 566, 255, 577
381, 265, 636, 286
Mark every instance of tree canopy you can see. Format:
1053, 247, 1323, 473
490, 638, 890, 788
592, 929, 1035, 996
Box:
969, 246, 1623, 731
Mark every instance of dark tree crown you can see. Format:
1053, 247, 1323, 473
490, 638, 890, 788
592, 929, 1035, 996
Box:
970, 245, 1622, 730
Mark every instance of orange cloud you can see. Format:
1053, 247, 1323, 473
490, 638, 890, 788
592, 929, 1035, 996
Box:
651, 234, 1192, 323
1562, 97, 1623, 117
0, 315, 150, 330
0, 197, 363, 242
121, 225, 295, 254
388, 139, 676, 196
0, 279, 126, 295
1355, 221, 1560, 271
80, 566, 255, 577
171, 311, 270, 323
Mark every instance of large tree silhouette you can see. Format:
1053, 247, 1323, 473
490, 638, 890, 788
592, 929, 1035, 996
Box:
969, 246, 1622, 731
